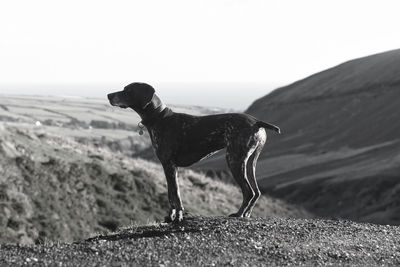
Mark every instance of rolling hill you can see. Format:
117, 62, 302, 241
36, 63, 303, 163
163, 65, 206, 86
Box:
0, 122, 310, 244
195, 49, 400, 225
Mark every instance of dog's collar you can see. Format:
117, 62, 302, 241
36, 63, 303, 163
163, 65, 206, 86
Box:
140, 104, 171, 127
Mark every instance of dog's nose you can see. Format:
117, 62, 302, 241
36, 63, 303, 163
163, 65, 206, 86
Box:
107, 93, 113, 100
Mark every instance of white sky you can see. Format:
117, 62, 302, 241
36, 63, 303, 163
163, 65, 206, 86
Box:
1, 0, 400, 109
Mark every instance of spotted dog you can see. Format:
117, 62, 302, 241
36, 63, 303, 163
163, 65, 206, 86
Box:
108, 83, 281, 223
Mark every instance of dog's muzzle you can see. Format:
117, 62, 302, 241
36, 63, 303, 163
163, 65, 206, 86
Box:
107, 93, 127, 108
107, 93, 114, 102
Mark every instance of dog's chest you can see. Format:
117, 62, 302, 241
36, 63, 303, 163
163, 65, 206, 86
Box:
148, 129, 160, 151
148, 128, 176, 159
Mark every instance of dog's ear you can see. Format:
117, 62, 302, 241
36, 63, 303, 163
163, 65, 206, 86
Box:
138, 86, 155, 109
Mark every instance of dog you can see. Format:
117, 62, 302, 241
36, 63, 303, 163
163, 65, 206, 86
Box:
108, 82, 281, 223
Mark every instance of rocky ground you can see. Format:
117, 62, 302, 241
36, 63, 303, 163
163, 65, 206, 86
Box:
1, 216, 399, 266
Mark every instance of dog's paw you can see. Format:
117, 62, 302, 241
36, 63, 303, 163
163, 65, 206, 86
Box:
244, 212, 252, 218
164, 209, 176, 223
165, 209, 184, 224
173, 210, 184, 224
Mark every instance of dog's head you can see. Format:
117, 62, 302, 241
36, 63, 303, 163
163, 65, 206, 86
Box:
108, 83, 155, 110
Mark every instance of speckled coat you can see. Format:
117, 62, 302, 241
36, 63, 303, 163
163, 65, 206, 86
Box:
108, 82, 280, 223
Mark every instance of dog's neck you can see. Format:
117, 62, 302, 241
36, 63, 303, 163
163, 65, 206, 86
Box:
136, 94, 172, 127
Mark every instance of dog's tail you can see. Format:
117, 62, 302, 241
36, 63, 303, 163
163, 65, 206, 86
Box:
256, 121, 281, 134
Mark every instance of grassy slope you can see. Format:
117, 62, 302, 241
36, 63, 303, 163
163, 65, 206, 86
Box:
0, 123, 310, 244
1, 216, 399, 266
196, 49, 400, 225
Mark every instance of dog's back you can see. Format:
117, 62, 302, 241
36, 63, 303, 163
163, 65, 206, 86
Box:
151, 112, 278, 167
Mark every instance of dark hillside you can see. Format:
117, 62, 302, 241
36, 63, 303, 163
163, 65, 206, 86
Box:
248, 49, 400, 152
249, 49, 400, 106
196, 49, 400, 225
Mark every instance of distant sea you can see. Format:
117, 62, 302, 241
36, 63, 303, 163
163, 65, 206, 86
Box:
0, 82, 279, 110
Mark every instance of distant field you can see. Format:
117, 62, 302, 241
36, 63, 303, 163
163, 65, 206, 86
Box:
0, 95, 230, 157
0, 95, 228, 124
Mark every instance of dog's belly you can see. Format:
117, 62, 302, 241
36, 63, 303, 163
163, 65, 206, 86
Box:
174, 146, 224, 167
174, 135, 226, 167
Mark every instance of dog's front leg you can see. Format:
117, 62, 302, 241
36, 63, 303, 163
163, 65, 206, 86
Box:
162, 162, 184, 223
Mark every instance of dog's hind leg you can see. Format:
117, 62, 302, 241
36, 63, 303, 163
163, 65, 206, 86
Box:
243, 133, 266, 217
226, 136, 258, 217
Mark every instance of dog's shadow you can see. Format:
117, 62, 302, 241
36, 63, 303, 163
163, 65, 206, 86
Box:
84, 216, 207, 242
84, 216, 247, 243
